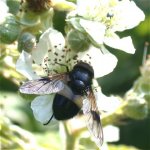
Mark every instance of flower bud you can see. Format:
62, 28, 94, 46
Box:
18, 32, 36, 52
123, 98, 148, 120
67, 30, 90, 52
0, 15, 20, 44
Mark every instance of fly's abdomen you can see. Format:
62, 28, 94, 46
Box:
53, 94, 80, 120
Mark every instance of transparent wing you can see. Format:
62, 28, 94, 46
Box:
19, 73, 68, 95
82, 90, 103, 147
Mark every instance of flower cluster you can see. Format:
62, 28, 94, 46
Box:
67, 0, 145, 53
16, 0, 145, 131
16, 28, 118, 124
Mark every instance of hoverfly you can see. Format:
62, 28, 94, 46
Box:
19, 61, 103, 146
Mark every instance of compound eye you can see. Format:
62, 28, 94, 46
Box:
75, 80, 84, 87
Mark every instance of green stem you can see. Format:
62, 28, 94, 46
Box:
60, 121, 80, 150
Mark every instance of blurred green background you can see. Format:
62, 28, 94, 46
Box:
0, 0, 150, 150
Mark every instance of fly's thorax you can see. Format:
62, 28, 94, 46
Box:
73, 62, 94, 78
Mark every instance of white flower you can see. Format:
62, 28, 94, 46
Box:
31, 28, 118, 78
104, 34, 136, 54
67, 0, 145, 53
16, 51, 51, 124
16, 28, 118, 124
16, 51, 54, 124
76, 0, 145, 31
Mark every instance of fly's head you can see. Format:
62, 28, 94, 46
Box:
69, 62, 94, 95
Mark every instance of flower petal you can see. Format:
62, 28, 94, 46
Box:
31, 95, 55, 124
104, 34, 136, 54
0, 0, 9, 24
32, 28, 65, 65
97, 94, 121, 113
69, 46, 117, 78
103, 125, 119, 142
16, 51, 39, 80
71, 0, 145, 33
76, 0, 101, 19
79, 19, 106, 45
112, 0, 145, 31
92, 81, 121, 112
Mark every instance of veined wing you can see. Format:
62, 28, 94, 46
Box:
19, 73, 68, 95
82, 90, 103, 147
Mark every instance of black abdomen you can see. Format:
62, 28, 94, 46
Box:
53, 94, 80, 120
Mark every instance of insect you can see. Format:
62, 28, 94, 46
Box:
19, 62, 103, 146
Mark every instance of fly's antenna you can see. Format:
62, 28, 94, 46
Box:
142, 42, 149, 65
43, 114, 54, 125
